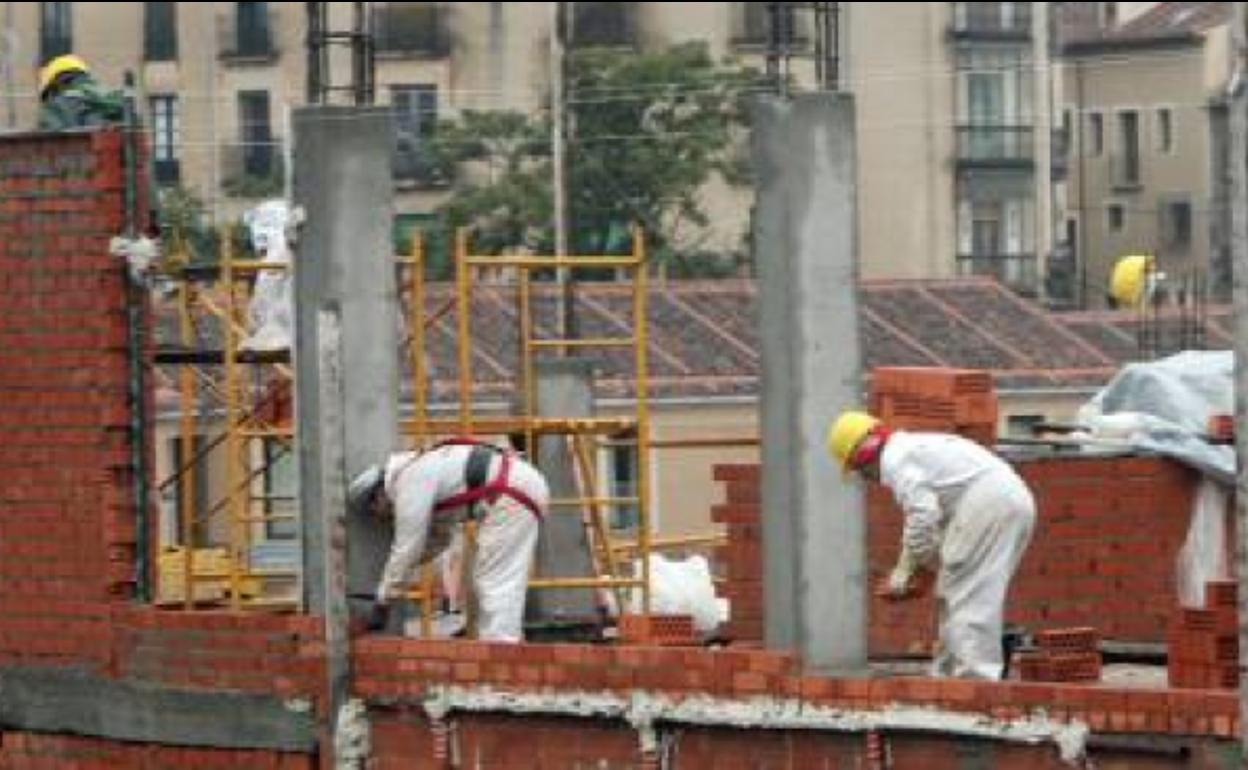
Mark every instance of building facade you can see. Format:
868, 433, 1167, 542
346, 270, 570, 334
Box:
1057, 1, 1233, 307
3, 2, 1058, 293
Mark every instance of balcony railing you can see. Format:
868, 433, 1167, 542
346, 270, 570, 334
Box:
220, 140, 285, 199
956, 125, 1034, 165
957, 252, 1038, 293
950, 2, 1032, 40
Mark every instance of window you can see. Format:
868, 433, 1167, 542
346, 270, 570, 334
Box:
1156, 108, 1173, 153
167, 436, 210, 548
263, 440, 297, 540
238, 90, 273, 177
1161, 198, 1193, 251
40, 2, 72, 63
233, 1, 273, 58
1116, 110, 1140, 186
738, 1, 770, 43
1088, 113, 1104, 156
374, 2, 447, 55
571, 2, 636, 48
391, 84, 440, 183
149, 95, 180, 185
607, 446, 638, 531
144, 2, 177, 61
1107, 203, 1125, 232
1007, 414, 1046, 437
1100, 2, 1118, 29
952, 2, 1031, 35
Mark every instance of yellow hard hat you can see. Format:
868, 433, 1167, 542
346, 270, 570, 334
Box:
38, 54, 89, 97
1109, 254, 1155, 308
827, 411, 881, 470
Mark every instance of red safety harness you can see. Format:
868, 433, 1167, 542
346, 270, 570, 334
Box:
427, 438, 545, 520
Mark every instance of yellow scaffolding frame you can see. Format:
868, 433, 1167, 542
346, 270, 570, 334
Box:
400, 227, 655, 629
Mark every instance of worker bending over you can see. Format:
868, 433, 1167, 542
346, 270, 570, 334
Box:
828, 412, 1035, 679
348, 440, 549, 642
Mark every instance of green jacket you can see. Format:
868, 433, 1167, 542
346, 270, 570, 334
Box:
37, 75, 125, 131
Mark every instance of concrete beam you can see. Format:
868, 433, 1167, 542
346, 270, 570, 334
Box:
292, 105, 399, 613
752, 93, 867, 672
0, 667, 316, 752
526, 359, 600, 626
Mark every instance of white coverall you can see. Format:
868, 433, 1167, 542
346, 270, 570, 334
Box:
376, 445, 548, 642
880, 431, 1036, 679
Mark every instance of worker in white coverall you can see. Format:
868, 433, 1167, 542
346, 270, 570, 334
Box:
828, 412, 1036, 679
347, 440, 549, 642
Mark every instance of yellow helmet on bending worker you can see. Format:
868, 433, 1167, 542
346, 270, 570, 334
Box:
1109, 254, 1156, 308
826, 410, 881, 470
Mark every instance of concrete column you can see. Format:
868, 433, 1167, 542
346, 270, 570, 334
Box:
526, 359, 600, 629
751, 93, 867, 672
292, 105, 399, 613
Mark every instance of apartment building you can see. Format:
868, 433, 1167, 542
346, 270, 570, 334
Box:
2, 2, 1058, 293
1057, 1, 1234, 307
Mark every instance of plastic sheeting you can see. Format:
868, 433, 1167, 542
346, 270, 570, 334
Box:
628, 554, 725, 636
1075, 351, 1234, 485
1074, 351, 1234, 608
241, 199, 296, 351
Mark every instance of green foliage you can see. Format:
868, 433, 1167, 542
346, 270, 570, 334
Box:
431, 42, 757, 276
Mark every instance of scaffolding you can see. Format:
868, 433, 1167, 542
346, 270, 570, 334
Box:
153, 225, 753, 632
400, 228, 657, 631
153, 236, 299, 610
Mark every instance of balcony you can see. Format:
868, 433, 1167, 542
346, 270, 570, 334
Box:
220, 140, 285, 199
374, 2, 450, 59
949, 2, 1032, 41
955, 125, 1034, 167
957, 252, 1038, 293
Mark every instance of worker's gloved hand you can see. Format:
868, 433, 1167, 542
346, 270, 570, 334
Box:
365, 601, 391, 632
876, 565, 933, 602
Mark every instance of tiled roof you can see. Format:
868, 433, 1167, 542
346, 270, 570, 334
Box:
152, 277, 1231, 411
1061, 1, 1228, 50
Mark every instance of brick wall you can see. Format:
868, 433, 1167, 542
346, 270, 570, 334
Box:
354, 637, 1240, 768
0, 131, 146, 674
714, 455, 1204, 655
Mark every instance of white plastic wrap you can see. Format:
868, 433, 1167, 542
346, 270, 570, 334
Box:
1176, 478, 1230, 608
241, 199, 295, 352
629, 554, 723, 635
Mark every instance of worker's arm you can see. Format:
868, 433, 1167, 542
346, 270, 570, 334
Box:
886, 465, 942, 594
375, 465, 439, 605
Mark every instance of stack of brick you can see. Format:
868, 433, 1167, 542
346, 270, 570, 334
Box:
711, 464, 762, 641
870, 366, 999, 445
618, 613, 697, 646
1016, 627, 1102, 683
1169, 580, 1239, 689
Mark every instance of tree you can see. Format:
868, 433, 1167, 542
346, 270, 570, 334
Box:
432, 42, 756, 277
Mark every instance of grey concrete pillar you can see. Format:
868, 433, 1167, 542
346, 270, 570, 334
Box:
751, 93, 867, 672
292, 105, 399, 614
526, 359, 600, 626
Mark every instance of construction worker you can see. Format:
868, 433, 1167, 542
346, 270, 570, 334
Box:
1109, 254, 1157, 309
347, 439, 549, 642
828, 412, 1036, 679
37, 55, 124, 131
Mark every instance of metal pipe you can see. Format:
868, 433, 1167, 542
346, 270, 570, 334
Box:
456, 229, 473, 433
179, 279, 198, 610
222, 234, 244, 611
633, 227, 652, 615
411, 232, 429, 443
462, 255, 644, 268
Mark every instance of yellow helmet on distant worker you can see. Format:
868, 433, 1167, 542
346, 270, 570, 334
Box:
827, 411, 881, 470
38, 54, 89, 97
1109, 254, 1155, 308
